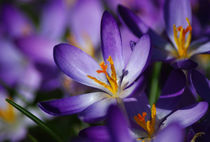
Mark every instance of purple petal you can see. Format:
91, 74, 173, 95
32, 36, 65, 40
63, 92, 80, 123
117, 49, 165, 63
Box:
34, 63, 60, 91
163, 102, 208, 128
79, 98, 116, 123
0, 38, 25, 86
171, 59, 197, 69
15, 35, 58, 65
190, 41, 210, 56
1, 4, 34, 37
107, 105, 134, 142
39, 92, 106, 116
79, 126, 110, 142
101, 11, 124, 74
160, 70, 186, 98
189, 69, 210, 102
39, 0, 67, 40
118, 5, 149, 37
124, 93, 150, 125
120, 26, 139, 66
164, 0, 192, 46
156, 87, 196, 119
54, 43, 108, 90
17, 64, 41, 101
68, 0, 103, 49
154, 122, 184, 142
118, 5, 173, 62
123, 34, 151, 86
149, 30, 174, 61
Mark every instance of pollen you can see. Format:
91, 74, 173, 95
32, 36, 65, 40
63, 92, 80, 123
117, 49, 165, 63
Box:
134, 104, 156, 138
87, 56, 118, 96
173, 18, 192, 59
0, 99, 16, 123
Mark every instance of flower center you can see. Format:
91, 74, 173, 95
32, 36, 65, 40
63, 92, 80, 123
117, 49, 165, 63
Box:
173, 18, 192, 59
0, 99, 16, 124
87, 56, 119, 97
134, 104, 156, 138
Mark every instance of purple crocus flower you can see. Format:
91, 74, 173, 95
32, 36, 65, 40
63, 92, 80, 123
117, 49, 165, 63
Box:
118, 0, 210, 102
118, 0, 210, 69
39, 11, 151, 122
80, 89, 208, 142
68, 0, 103, 56
39, 0, 67, 40
80, 105, 185, 142
0, 4, 34, 38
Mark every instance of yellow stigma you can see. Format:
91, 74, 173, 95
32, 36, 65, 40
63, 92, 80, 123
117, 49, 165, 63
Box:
0, 99, 16, 123
87, 56, 118, 96
173, 18, 192, 59
134, 104, 156, 138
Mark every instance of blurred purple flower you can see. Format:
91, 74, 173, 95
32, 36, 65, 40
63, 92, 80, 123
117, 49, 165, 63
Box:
39, 0, 67, 40
0, 4, 34, 38
105, 0, 165, 33
118, 0, 210, 69
39, 11, 151, 122
68, 0, 103, 55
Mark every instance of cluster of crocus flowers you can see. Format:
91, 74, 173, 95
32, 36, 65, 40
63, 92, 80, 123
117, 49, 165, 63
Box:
38, 0, 209, 141
0, 0, 209, 141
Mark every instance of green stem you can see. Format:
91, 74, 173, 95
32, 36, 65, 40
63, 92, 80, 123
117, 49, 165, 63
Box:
149, 62, 162, 106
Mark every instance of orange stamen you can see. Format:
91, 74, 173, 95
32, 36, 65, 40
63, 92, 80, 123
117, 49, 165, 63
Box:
87, 56, 118, 96
173, 18, 192, 59
134, 104, 156, 137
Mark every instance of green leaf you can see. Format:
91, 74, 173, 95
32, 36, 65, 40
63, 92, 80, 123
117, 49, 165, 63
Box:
27, 134, 38, 142
149, 62, 162, 106
6, 99, 62, 142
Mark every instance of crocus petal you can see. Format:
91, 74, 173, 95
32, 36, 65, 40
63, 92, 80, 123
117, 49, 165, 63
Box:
164, 0, 192, 46
107, 105, 134, 142
124, 93, 150, 124
118, 5, 149, 38
79, 98, 116, 123
39, 0, 67, 40
171, 59, 197, 69
189, 69, 210, 102
39, 92, 106, 116
54, 43, 108, 90
35, 63, 60, 91
190, 41, 210, 56
101, 11, 124, 75
17, 64, 41, 102
69, 0, 103, 50
163, 102, 208, 128
1, 4, 34, 37
0, 38, 25, 86
79, 126, 110, 142
154, 122, 184, 142
120, 26, 139, 66
123, 34, 151, 86
156, 87, 196, 119
118, 4, 173, 62
160, 70, 186, 98
15, 35, 58, 65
